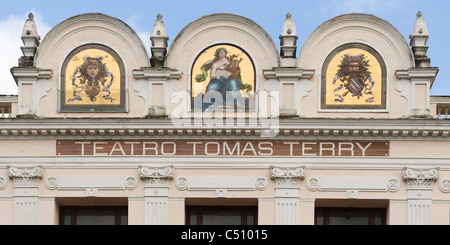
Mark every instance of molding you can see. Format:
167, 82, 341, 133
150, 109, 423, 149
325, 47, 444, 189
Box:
44, 175, 138, 190
132, 67, 183, 80
4, 157, 450, 171
262, 67, 315, 80
174, 175, 268, 191
2, 118, 450, 139
305, 176, 400, 192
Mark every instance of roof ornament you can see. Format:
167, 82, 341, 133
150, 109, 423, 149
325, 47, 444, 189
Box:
150, 13, 169, 68
279, 12, 298, 67
409, 11, 431, 67
19, 12, 40, 67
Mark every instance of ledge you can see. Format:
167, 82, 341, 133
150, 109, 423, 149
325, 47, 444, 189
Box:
0, 118, 449, 139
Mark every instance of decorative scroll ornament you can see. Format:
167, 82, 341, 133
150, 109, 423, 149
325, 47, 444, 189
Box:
7, 165, 43, 186
270, 166, 305, 188
0, 176, 7, 190
439, 179, 450, 193
402, 167, 439, 189
138, 166, 174, 187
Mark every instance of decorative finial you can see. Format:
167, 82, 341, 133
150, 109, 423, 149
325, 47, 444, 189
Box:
417, 11, 423, 18
28, 13, 34, 20
286, 12, 292, 19
150, 13, 169, 68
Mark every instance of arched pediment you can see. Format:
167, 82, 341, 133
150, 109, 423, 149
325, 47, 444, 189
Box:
298, 13, 415, 70
166, 13, 280, 70
35, 13, 150, 69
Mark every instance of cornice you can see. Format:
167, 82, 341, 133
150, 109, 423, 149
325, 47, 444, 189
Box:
1, 118, 450, 139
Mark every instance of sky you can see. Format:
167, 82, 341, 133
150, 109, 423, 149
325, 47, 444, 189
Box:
0, 0, 449, 95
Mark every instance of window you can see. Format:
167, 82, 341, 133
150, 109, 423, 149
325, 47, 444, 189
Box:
186, 206, 257, 225
59, 206, 128, 225
315, 207, 386, 225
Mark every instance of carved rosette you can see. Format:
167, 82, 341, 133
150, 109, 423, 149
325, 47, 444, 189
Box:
255, 176, 268, 191
270, 166, 305, 188
45, 177, 58, 190
216, 189, 227, 198
387, 178, 401, 192
175, 176, 189, 190
86, 189, 98, 197
306, 177, 320, 191
0, 176, 7, 190
138, 165, 174, 187
347, 190, 358, 199
439, 179, 450, 193
7, 166, 43, 186
125, 176, 138, 190
402, 167, 439, 189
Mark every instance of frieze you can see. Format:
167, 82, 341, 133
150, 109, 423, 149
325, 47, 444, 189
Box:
174, 175, 268, 191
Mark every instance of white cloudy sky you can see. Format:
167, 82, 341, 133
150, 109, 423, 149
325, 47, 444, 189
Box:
1, 0, 449, 95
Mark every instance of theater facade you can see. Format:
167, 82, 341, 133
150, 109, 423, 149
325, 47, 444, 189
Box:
0, 10, 449, 225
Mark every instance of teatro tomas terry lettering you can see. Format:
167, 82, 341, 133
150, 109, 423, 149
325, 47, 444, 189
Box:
57, 140, 387, 156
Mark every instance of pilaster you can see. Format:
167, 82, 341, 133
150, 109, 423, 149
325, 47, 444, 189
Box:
133, 67, 182, 118
263, 68, 314, 117
7, 165, 43, 225
11, 13, 52, 118
395, 68, 438, 117
402, 167, 439, 225
138, 165, 174, 225
270, 166, 305, 225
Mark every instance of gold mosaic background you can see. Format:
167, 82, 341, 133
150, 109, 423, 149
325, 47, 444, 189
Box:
64, 48, 121, 105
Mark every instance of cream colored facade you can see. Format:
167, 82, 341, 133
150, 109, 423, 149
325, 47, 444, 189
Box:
0, 11, 449, 226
